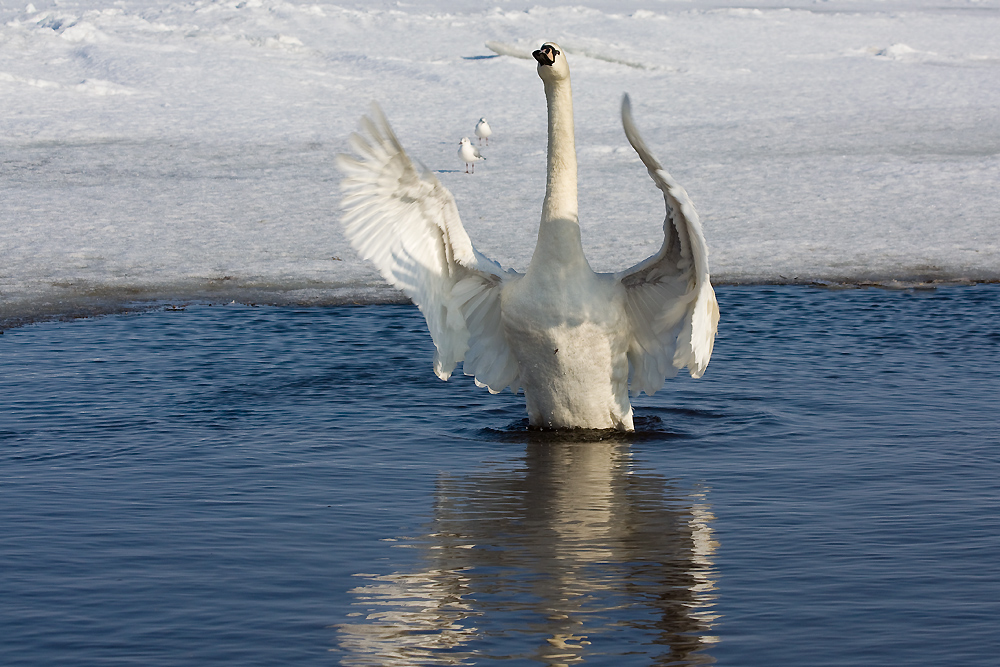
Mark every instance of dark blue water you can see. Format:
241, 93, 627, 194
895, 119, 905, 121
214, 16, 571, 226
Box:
2, 285, 999, 666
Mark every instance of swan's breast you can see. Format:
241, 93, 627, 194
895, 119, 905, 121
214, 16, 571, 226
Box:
500, 274, 632, 429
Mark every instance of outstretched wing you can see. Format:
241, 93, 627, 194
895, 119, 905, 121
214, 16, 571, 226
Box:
337, 103, 521, 392
616, 94, 719, 396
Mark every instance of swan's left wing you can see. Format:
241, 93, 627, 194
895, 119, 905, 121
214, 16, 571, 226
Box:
615, 95, 719, 396
337, 104, 521, 393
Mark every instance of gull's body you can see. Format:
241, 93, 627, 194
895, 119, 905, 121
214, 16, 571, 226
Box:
338, 42, 718, 430
458, 137, 484, 173
475, 117, 492, 145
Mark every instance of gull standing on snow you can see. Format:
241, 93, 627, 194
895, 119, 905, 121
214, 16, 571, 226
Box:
458, 137, 484, 173
338, 42, 718, 431
475, 117, 492, 145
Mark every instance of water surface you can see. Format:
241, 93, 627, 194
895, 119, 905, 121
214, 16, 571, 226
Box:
2, 285, 999, 665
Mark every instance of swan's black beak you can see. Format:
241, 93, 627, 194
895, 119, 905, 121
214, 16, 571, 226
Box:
532, 44, 560, 66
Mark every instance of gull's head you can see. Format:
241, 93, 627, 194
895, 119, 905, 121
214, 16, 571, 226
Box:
460, 137, 471, 145
533, 42, 568, 82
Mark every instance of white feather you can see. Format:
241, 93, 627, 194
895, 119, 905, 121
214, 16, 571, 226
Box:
616, 94, 720, 392
337, 104, 519, 390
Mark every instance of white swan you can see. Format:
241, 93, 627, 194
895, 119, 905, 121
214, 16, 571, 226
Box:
338, 42, 718, 431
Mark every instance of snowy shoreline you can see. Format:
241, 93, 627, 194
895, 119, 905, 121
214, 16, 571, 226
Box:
3, 0, 998, 330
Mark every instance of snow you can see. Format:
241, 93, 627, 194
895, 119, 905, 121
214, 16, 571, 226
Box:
2, 0, 999, 327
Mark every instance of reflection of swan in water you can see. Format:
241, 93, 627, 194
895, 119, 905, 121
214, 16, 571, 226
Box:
337, 439, 719, 665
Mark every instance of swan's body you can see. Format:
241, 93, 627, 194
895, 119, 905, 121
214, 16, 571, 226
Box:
475, 117, 492, 145
339, 42, 718, 431
458, 137, 484, 173
502, 266, 633, 428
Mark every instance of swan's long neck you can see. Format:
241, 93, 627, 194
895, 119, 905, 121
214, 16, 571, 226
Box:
541, 78, 577, 225
530, 76, 588, 274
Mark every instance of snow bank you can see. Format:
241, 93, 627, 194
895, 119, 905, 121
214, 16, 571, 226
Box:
2, 0, 999, 327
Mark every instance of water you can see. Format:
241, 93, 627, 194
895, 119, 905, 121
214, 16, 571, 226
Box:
1, 285, 999, 666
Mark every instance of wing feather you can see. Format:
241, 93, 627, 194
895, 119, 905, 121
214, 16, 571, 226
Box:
616, 95, 720, 395
338, 103, 521, 392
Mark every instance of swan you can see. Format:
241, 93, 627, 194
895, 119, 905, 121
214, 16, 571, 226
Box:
475, 117, 492, 145
338, 42, 719, 431
458, 137, 484, 173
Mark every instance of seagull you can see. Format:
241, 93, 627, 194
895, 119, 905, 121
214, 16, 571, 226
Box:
338, 42, 718, 431
475, 117, 492, 145
458, 137, 484, 173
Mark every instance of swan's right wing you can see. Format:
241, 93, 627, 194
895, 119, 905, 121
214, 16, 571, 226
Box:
337, 104, 521, 393
616, 95, 719, 396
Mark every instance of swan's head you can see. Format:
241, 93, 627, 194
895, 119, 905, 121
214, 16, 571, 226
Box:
533, 42, 569, 82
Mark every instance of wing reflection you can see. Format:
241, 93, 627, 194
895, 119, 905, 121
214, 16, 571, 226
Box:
338, 440, 719, 665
